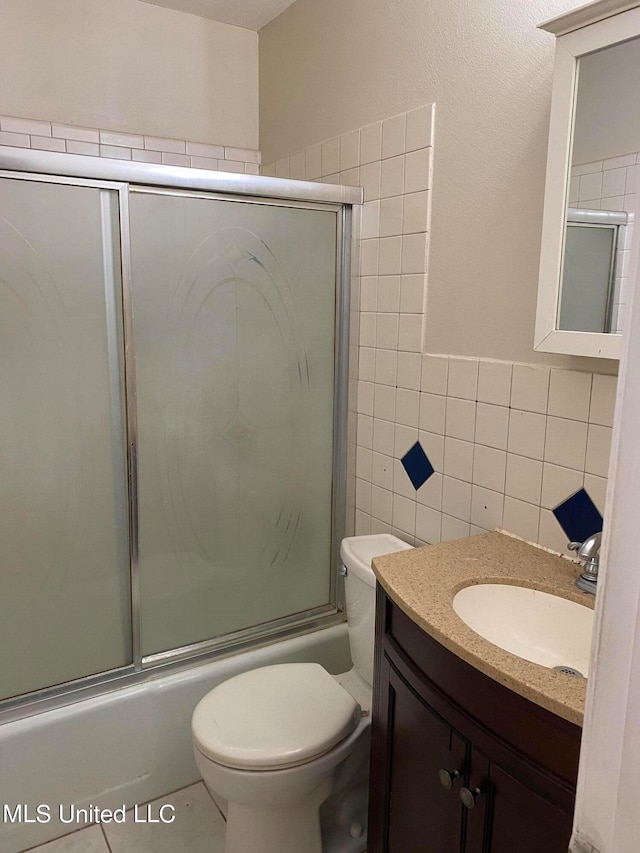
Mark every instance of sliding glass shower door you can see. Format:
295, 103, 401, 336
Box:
0, 156, 350, 710
0, 177, 131, 701
128, 190, 339, 656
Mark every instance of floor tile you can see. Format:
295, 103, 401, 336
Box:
102, 783, 225, 853
27, 825, 109, 853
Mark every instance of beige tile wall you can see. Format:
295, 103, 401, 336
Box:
0, 114, 260, 173
263, 103, 617, 556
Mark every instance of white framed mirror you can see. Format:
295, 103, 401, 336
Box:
536, 1, 640, 359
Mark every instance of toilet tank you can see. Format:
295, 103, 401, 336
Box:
340, 534, 413, 687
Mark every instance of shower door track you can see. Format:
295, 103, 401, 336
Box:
0, 147, 360, 724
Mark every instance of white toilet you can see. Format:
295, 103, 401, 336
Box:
191, 533, 412, 853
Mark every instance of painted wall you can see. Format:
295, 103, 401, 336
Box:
259, 0, 617, 373
0, 0, 258, 149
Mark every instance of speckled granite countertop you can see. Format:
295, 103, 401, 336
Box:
372, 531, 595, 726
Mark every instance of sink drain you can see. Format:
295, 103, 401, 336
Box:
552, 666, 585, 678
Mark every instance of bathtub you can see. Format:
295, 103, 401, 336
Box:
0, 624, 350, 853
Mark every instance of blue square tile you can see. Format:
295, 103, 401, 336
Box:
401, 441, 435, 490
552, 488, 603, 544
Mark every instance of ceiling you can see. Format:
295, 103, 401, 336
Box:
138, 0, 298, 31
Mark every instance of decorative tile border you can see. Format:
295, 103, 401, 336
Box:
0, 114, 261, 175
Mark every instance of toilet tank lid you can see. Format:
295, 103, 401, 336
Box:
340, 534, 413, 587
192, 663, 361, 770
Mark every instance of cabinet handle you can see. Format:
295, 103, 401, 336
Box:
438, 768, 461, 790
460, 786, 482, 809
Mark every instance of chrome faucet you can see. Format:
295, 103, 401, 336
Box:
568, 532, 602, 594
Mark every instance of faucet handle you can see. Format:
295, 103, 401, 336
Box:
568, 541, 582, 552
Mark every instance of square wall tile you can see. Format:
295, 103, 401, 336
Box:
544, 416, 588, 470
377, 275, 401, 312
371, 485, 393, 523
447, 357, 479, 400
401, 232, 428, 274
585, 424, 612, 478
419, 430, 445, 471
477, 360, 512, 406
382, 113, 406, 159
360, 161, 382, 201
444, 437, 474, 482
392, 494, 417, 536
502, 497, 540, 543
357, 414, 374, 449
360, 239, 379, 276
379, 195, 404, 237
340, 130, 360, 171
445, 397, 476, 442
420, 393, 446, 434
421, 355, 449, 394
398, 313, 422, 351
396, 389, 420, 427
372, 452, 394, 490
584, 473, 607, 515
475, 403, 509, 450
378, 236, 402, 275
538, 509, 576, 557
305, 144, 322, 179
441, 514, 471, 541
359, 346, 376, 381
397, 352, 422, 390
356, 477, 372, 513
380, 155, 405, 198
360, 121, 383, 165
374, 383, 396, 421
511, 364, 550, 414
508, 410, 546, 460
416, 503, 442, 543
400, 274, 426, 313
404, 147, 432, 193
473, 445, 507, 493
505, 454, 543, 505
442, 476, 472, 521
406, 104, 434, 151
548, 369, 592, 421
361, 201, 380, 240
373, 418, 395, 456
417, 470, 443, 510
322, 138, 340, 176
589, 374, 617, 426
376, 312, 399, 348
471, 485, 504, 530
374, 348, 397, 385
403, 190, 430, 235
541, 463, 584, 510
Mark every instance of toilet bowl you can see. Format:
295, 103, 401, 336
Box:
192, 533, 413, 853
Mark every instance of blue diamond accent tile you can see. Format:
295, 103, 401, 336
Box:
552, 488, 603, 544
401, 441, 435, 491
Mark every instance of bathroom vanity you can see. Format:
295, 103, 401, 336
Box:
367, 532, 593, 853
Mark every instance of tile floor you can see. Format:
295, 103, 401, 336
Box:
25, 783, 226, 853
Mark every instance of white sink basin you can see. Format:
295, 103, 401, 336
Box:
452, 584, 594, 676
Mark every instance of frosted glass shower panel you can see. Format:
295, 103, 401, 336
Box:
129, 191, 338, 655
0, 178, 131, 701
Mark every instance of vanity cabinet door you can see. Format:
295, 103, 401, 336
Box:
371, 660, 467, 852
464, 756, 573, 853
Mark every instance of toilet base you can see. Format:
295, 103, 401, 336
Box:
225, 778, 330, 853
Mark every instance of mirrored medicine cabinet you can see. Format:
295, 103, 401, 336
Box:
536, 0, 640, 359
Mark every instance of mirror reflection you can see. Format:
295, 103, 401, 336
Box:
560, 37, 640, 335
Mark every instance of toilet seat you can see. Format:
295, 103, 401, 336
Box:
192, 663, 361, 771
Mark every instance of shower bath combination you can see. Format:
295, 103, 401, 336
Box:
0, 147, 359, 853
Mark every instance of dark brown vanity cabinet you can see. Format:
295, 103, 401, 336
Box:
368, 588, 582, 853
